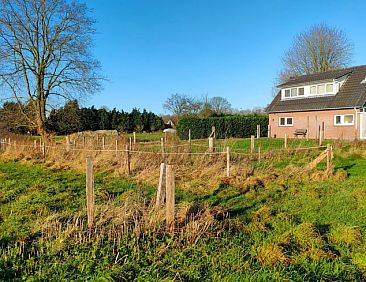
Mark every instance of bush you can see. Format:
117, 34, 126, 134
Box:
177, 115, 268, 139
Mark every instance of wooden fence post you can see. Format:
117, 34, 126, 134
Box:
115, 139, 118, 157
156, 163, 166, 208
257, 124, 260, 139
34, 139, 37, 149
66, 136, 71, 152
42, 142, 46, 158
322, 122, 325, 141
166, 164, 175, 234
129, 137, 132, 150
161, 137, 165, 160
208, 137, 214, 153
125, 144, 131, 175
212, 126, 216, 139
284, 134, 288, 149
133, 132, 136, 144
267, 125, 271, 138
102, 136, 105, 150
318, 126, 322, 146
86, 158, 95, 229
226, 147, 230, 177
327, 144, 332, 172
188, 129, 191, 153
258, 147, 261, 162
250, 135, 255, 153
83, 136, 86, 149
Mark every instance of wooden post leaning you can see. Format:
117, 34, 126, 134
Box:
86, 157, 95, 229
165, 164, 175, 234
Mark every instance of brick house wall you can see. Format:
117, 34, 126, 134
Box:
269, 109, 360, 140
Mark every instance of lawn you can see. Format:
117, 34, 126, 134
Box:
0, 144, 365, 281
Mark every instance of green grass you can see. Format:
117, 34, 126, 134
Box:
0, 146, 366, 280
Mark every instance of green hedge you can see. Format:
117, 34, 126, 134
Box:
177, 115, 269, 139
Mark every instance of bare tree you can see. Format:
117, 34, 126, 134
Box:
281, 23, 353, 79
0, 0, 101, 137
163, 94, 201, 117
209, 96, 232, 115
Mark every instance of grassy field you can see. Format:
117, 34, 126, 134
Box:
0, 141, 366, 281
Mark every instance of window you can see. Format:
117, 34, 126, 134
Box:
326, 83, 333, 93
310, 86, 317, 94
285, 89, 290, 98
279, 117, 293, 126
298, 87, 304, 96
334, 114, 354, 126
317, 84, 325, 94
291, 88, 297, 97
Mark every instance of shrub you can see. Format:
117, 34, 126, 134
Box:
177, 115, 268, 139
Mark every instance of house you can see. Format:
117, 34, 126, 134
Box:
266, 65, 366, 140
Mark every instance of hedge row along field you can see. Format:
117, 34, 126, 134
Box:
177, 115, 269, 140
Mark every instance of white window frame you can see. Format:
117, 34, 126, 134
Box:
279, 117, 294, 127
281, 81, 337, 100
334, 114, 354, 126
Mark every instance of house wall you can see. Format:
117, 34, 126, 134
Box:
269, 109, 360, 140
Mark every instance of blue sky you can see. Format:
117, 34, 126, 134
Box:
86, 0, 366, 114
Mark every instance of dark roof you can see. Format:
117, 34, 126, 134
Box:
267, 65, 366, 113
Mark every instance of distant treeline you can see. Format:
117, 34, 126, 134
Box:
47, 100, 165, 135
0, 100, 165, 135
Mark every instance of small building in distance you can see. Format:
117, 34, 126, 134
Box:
266, 65, 366, 140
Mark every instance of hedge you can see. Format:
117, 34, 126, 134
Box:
177, 115, 269, 140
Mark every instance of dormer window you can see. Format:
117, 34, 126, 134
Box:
291, 88, 297, 97
281, 82, 337, 100
326, 83, 333, 92
298, 87, 304, 96
317, 84, 325, 94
